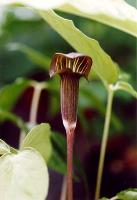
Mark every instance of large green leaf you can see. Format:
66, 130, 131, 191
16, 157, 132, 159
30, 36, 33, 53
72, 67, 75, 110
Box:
0, 148, 49, 200
39, 10, 119, 84
22, 123, 52, 162
17, 123, 67, 175
0, 3, 119, 83
0, 0, 66, 9
1, 0, 137, 37
58, 0, 137, 37
0, 78, 29, 111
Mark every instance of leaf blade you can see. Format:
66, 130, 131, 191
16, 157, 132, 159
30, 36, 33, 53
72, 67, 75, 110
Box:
22, 123, 52, 162
0, 148, 49, 200
1, 0, 136, 37
39, 10, 119, 83
58, 0, 137, 37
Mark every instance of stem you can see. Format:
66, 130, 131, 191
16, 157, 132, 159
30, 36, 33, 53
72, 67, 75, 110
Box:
66, 128, 75, 200
19, 82, 45, 149
29, 83, 45, 124
95, 85, 114, 200
60, 176, 67, 200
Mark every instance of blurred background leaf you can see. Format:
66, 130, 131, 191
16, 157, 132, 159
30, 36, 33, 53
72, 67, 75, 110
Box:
0, 78, 29, 111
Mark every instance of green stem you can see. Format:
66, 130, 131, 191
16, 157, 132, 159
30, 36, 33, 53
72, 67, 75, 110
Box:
95, 85, 114, 200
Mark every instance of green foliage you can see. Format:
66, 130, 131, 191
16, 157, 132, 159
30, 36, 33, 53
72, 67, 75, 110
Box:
1, 0, 137, 37
39, 10, 119, 84
23, 124, 86, 179
22, 123, 52, 162
0, 78, 29, 111
58, 0, 137, 37
114, 80, 137, 99
0, 0, 136, 85
0, 109, 28, 132
80, 80, 123, 131
48, 147, 67, 174
22, 123, 67, 174
100, 198, 109, 200
0, 1, 136, 199
7, 42, 50, 70
49, 132, 67, 174
101, 188, 137, 200
50, 131, 87, 183
117, 188, 137, 200
0, 147, 49, 200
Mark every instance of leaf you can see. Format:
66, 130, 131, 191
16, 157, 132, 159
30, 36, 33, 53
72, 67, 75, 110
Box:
79, 81, 123, 131
0, 78, 29, 111
48, 149, 67, 174
0, 148, 49, 200
22, 124, 67, 175
1, 0, 137, 37
117, 188, 137, 200
0, 139, 10, 155
10, 147, 18, 154
118, 70, 131, 82
48, 132, 67, 174
114, 81, 137, 98
58, 0, 137, 37
0, 3, 119, 83
22, 123, 52, 162
0, 0, 66, 10
7, 42, 50, 70
39, 10, 119, 84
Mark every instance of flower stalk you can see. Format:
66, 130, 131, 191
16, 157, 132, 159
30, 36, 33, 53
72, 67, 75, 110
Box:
95, 85, 114, 200
49, 52, 92, 200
